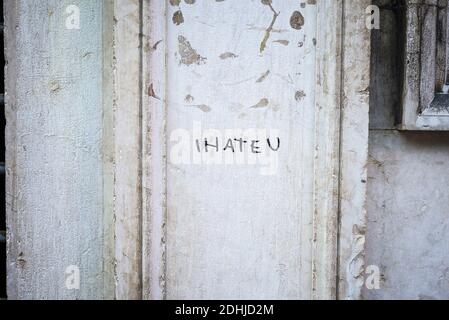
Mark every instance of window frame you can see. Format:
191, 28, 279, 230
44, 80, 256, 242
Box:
400, 0, 449, 130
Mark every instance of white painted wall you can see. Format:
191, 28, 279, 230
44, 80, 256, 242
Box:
5, 0, 114, 299
5, 0, 370, 300
164, 0, 317, 300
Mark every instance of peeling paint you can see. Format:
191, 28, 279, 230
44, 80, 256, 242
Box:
178, 35, 207, 66
256, 70, 270, 83
295, 90, 306, 101
173, 10, 184, 25
219, 52, 238, 60
290, 11, 305, 30
148, 83, 161, 100
50, 81, 61, 93
250, 98, 269, 109
152, 40, 163, 51
169, 0, 181, 6
189, 104, 211, 113
273, 39, 289, 46
260, 1, 280, 53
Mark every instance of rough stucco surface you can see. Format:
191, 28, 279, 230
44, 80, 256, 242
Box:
6, 0, 109, 299
365, 131, 449, 300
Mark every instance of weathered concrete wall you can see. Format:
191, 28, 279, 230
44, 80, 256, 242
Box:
365, 0, 449, 300
365, 131, 449, 300
5, 0, 114, 299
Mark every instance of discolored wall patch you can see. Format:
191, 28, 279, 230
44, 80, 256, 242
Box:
290, 11, 304, 30
178, 35, 207, 66
172, 10, 184, 25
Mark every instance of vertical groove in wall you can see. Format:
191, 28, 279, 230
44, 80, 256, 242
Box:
142, 0, 168, 300
111, 0, 118, 298
312, 0, 344, 300
162, 0, 168, 300
336, 0, 347, 300
163, 0, 168, 300
138, 0, 144, 301
112, 0, 118, 298
4, 0, 19, 299
141, 0, 149, 300
102, 0, 116, 300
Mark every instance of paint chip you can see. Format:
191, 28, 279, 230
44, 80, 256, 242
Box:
169, 0, 181, 6
290, 11, 305, 30
295, 90, 306, 101
148, 83, 161, 100
273, 40, 289, 46
193, 104, 211, 112
178, 35, 207, 66
260, 1, 280, 53
50, 81, 61, 93
256, 70, 270, 83
172, 10, 184, 25
219, 52, 238, 60
250, 98, 269, 109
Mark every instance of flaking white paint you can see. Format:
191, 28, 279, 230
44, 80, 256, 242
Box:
5, 0, 112, 299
